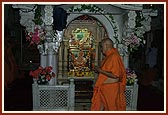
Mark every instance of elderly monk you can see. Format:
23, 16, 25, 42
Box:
91, 38, 126, 111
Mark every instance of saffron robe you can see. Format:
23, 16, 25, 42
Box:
91, 48, 126, 111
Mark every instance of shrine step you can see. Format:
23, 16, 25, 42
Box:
75, 99, 91, 103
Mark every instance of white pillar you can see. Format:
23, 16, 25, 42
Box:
47, 53, 57, 85
40, 55, 47, 67
124, 55, 129, 68
42, 5, 63, 85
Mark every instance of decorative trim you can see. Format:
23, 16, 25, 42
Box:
43, 5, 53, 26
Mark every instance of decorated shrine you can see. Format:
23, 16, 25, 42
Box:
11, 4, 159, 111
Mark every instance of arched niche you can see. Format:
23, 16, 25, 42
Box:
57, 13, 123, 79
58, 14, 109, 77
63, 13, 129, 68
66, 13, 118, 45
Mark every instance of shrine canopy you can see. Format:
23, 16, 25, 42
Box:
12, 4, 158, 73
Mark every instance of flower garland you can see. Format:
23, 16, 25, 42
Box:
68, 4, 119, 43
33, 5, 43, 25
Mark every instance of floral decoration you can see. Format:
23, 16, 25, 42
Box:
25, 5, 45, 46
68, 70, 94, 77
123, 11, 148, 53
68, 4, 119, 43
122, 33, 141, 52
126, 68, 137, 86
29, 66, 55, 85
69, 4, 104, 13
26, 25, 45, 45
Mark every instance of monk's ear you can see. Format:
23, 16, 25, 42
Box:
106, 44, 113, 49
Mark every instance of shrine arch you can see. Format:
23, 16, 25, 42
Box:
65, 14, 118, 44
58, 14, 119, 78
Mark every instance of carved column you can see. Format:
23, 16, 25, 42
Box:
37, 5, 64, 85
42, 5, 56, 85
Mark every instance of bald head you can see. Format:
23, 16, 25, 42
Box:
100, 38, 114, 55
101, 38, 114, 47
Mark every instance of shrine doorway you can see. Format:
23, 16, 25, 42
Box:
58, 15, 108, 79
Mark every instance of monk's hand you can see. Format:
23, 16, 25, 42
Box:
94, 66, 101, 73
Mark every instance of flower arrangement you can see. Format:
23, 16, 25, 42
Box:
29, 66, 55, 85
122, 33, 141, 52
126, 68, 137, 86
122, 11, 151, 53
26, 25, 45, 45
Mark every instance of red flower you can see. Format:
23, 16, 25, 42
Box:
29, 66, 55, 84
45, 66, 52, 73
41, 70, 46, 75
26, 25, 46, 45
29, 70, 40, 78
46, 74, 51, 81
